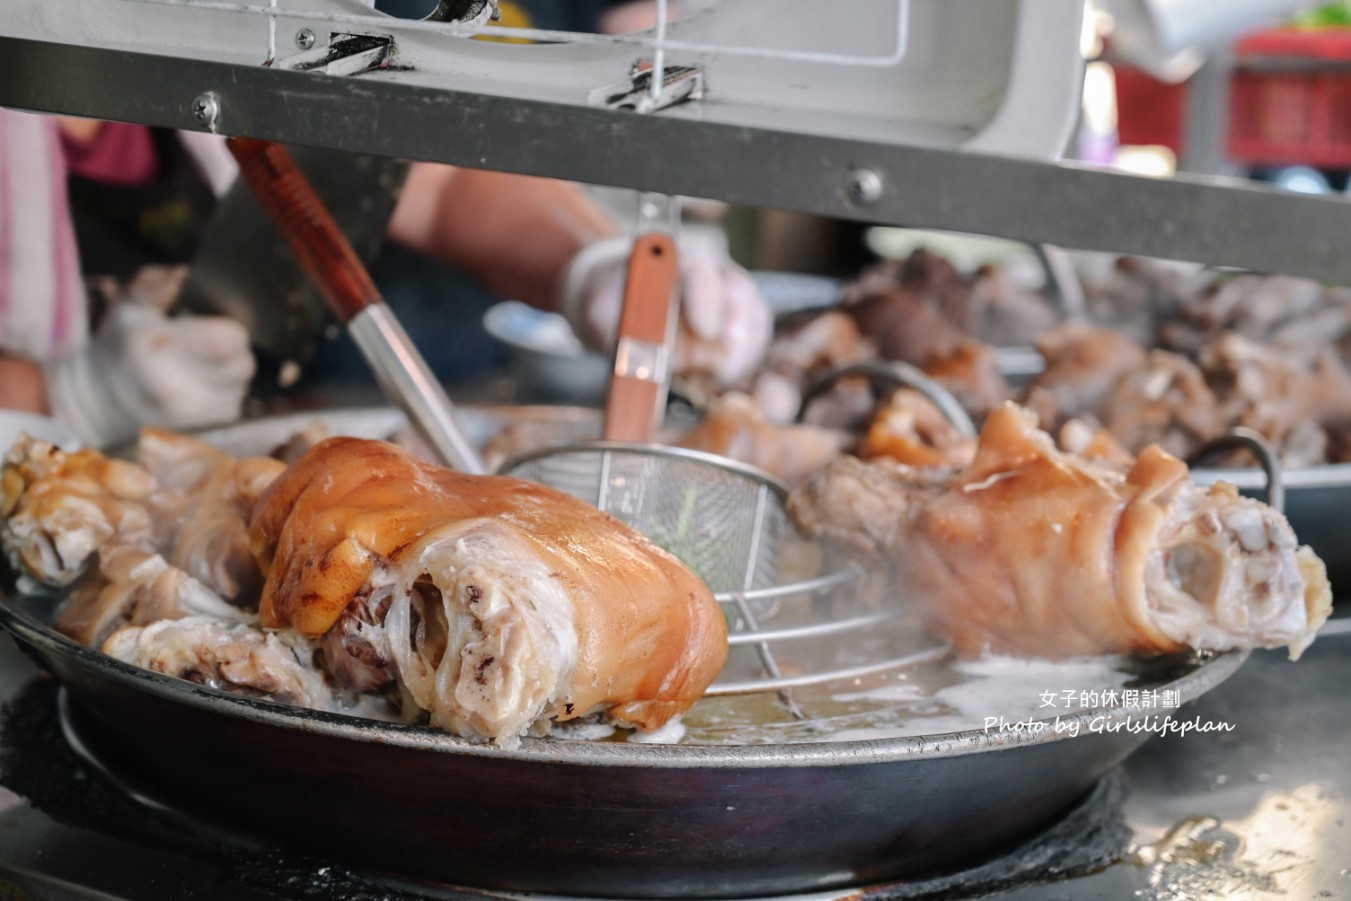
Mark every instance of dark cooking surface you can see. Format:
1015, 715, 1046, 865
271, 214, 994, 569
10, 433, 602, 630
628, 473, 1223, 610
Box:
3, 621, 1350, 900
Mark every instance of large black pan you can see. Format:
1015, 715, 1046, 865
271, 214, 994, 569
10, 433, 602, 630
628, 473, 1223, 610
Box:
0, 408, 1248, 898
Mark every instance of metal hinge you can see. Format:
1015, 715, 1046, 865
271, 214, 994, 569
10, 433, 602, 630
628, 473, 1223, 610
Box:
275, 33, 394, 76
589, 60, 705, 113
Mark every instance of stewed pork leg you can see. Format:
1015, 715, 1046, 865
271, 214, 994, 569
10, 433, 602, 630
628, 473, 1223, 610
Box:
789, 402, 1331, 660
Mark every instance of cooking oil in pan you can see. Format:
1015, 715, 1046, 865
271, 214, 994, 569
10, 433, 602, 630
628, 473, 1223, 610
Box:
668, 556, 1207, 746
676, 645, 1177, 746
4, 565, 1209, 750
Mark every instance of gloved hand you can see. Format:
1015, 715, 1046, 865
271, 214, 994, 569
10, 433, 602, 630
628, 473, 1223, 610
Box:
560, 235, 773, 387
44, 301, 254, 448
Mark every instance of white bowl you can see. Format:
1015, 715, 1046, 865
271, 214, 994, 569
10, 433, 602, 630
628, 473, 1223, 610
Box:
482, 302, 611, 404
0, 410, 82, 453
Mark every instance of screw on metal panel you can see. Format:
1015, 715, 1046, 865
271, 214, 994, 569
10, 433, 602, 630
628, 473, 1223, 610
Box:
845, 167, 884, 206
191, 92, 220, 128
296, 28, 317, 50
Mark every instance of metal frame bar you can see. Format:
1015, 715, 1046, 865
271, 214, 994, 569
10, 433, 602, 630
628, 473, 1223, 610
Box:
117, 0, 913, 67
470, 0, 913, 68
6, 36, 1351, 283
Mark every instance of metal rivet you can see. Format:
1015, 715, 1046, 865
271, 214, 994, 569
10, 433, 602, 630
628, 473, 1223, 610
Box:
191, 92, 220, 127
296, 28, 317, 50
845, 167, 884, 206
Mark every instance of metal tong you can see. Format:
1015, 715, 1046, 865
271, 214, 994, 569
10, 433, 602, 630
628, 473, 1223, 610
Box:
226, 138, 485, 474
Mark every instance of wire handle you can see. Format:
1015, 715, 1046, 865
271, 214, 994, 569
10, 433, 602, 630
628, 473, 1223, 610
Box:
1032, 243, 1086, 321
796, 360, 977, 438
1185, 427, 1285, 514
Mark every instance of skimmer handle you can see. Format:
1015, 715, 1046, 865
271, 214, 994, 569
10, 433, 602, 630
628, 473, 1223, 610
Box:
227, 137, 485, 473
604, 233, 679, 443
226, 137, 378, 322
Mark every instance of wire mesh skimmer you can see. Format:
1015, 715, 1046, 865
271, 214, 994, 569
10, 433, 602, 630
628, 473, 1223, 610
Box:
501, 441, 947, 718
502, 220, 952, 715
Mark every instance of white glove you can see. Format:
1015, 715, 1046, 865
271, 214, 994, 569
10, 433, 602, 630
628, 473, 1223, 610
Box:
560, 236, 773, 387
44, 302, 254, 447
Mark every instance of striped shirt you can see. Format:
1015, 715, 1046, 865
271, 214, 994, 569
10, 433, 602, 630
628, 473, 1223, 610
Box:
0, 108, 87, 359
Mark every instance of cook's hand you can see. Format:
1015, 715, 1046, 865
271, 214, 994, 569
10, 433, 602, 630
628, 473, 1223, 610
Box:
560, 236, 773, 387
44, 302, 254, 447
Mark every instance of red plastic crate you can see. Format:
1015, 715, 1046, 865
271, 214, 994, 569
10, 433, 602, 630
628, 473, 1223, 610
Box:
1114, 64, 1189, 155
1228, 27, 1351, 167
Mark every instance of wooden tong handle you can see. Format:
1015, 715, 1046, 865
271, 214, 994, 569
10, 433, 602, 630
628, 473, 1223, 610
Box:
226, 137, 378, 322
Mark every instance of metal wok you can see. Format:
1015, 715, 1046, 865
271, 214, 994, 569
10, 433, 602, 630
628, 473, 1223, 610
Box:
0, 407, 1249, 898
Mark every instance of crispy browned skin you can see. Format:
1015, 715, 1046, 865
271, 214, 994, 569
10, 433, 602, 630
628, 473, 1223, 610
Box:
1199, 334, 1351, 467
857, 388, 974, 469
674, 392, 846, 488
1, 436, 161, 587
921, 341, 1010, 421
1056, 418, 1136, 471
1022, 323, 1148, 428
1100, 349, 1224, 459
250, 437, 728, 732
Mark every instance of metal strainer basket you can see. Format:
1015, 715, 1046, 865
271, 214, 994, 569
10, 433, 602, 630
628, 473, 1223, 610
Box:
502, 441, 791, 594
501, 440, 925, 719
498, 227, 960, 710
